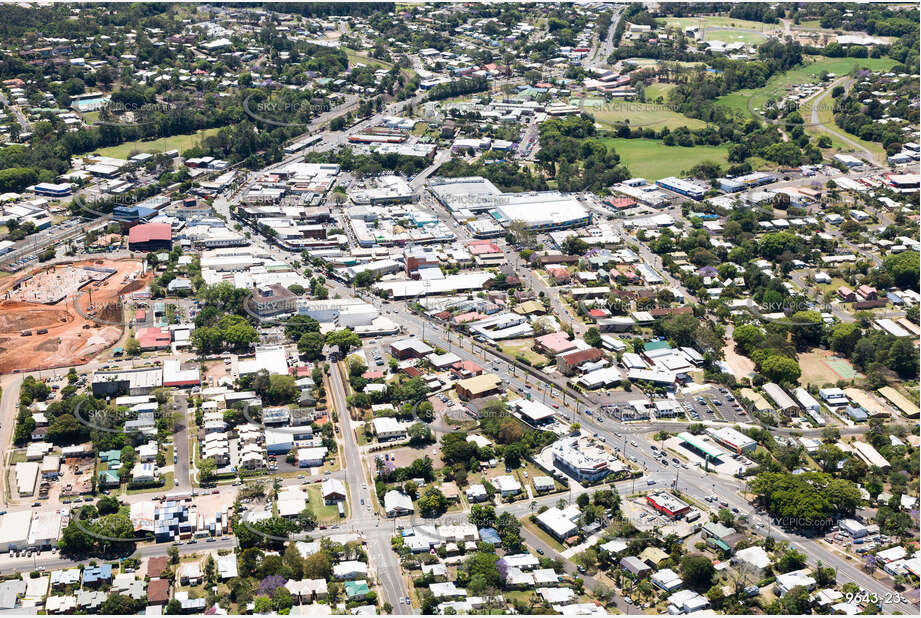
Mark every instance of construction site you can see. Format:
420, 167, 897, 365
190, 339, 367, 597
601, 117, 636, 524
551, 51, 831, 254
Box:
0, 258, 149, 373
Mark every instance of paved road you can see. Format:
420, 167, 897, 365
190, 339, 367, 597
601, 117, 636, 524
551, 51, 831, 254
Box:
328, 360, 410, 613
0, 374, 24, 505
810, 76, 882, 166
391, 303, 914, 613
172, 392, 192, 491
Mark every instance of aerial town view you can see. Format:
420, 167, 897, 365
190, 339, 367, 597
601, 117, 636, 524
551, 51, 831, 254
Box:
0, 1, 918, 616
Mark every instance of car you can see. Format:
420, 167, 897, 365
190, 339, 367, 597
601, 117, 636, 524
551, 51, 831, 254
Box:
32, 502, 41, 507
535, 548, 545, 555
647, 479, 656, 485
360, 499, 364, 505
713, 400, 722, 406
206, 537, 217, 542
630, 440, 637, 447
399, 599, 404, 605
405, 597, 411, 605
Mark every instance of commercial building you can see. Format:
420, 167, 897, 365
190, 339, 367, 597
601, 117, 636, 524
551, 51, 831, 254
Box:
677, 431, 725, 463
656, 177, 708, 200
508, 398, 556, 426
550, 437, 612, 482
372, 417, 409, 441
251, 283, 298, 316
455, 374, 502, 400
763, 383, 799, 415
535, 505, 581, 541
15, 461, 39, 496
493, 192, 592, 231
852, 441, 890, 471
706, 426, 756, 454
127, 223, 172, 251
719, 172, 775, 192
645, 492, 691, 518
0, 511, 32, 552
384, 490, 414, 517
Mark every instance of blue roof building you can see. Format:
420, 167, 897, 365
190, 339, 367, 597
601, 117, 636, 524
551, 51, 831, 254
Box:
82, 564, 113, 586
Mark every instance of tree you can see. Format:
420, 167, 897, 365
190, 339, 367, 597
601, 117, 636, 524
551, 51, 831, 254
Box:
468, 505, 497, 528
418, 487, 448, 518
272, 587, 294, 611
97, 495, 120, 515
407, 422, 433, 447
285, 315, 320, 341
325, 329, 360, 354
302, 552, 332, 579
46, 414, 87, 444
354, 271, 376, 288
253, 596, 273, 614
680, 554, 715, 592
297, 332, 325, 360
760, 355, 801, 383
199, 458, 216, 483
266, 374, 298, 405
584, 327, 602, 348
125, 336, 140, 356
58, 521, 94, 556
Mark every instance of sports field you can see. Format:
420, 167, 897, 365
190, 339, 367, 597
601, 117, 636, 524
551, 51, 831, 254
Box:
656, 15, 781, 33
798, 350, 862, 385
593, 99, 707, 131
95, 127, 221, 159
703, 29, 767, 45
603, 138, 731, 180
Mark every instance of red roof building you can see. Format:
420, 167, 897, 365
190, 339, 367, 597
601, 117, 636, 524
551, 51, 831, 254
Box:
606, 197, 636, 209
127, 223, 172, 251
147, 578, 170, 605
558, 348, 604, 376
452, 360, 483, 379
646, 493, 691, 519
137, 327, 171, 350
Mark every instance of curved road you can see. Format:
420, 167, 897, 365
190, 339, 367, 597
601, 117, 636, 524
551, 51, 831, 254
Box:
810, 76, 883, 166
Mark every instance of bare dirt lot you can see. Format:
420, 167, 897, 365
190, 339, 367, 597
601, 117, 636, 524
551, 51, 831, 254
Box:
0, 258, 149, 373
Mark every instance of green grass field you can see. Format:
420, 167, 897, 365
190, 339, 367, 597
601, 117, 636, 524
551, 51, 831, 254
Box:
703, 29, 767, 45
603, 138, 732, 179
307, 484, 346, 523
808, 84, 886, 163
593, 102, 708, 131
715, 56, 899, 119
656, 16, 781, 33
95, 127, 221, 159
344, 48, 393, 70
643, 82, 675, 102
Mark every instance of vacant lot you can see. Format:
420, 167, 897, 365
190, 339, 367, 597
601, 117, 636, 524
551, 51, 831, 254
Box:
96, 127, 221, 159
385, 444, 444, 469
602, 138, 731, 179
500, 338, 550, 367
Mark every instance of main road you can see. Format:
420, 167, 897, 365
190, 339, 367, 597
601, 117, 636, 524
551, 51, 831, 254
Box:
390, 303, 914, 614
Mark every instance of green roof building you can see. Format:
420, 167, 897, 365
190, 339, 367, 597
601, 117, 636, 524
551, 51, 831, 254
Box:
345, 580, 370, 600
